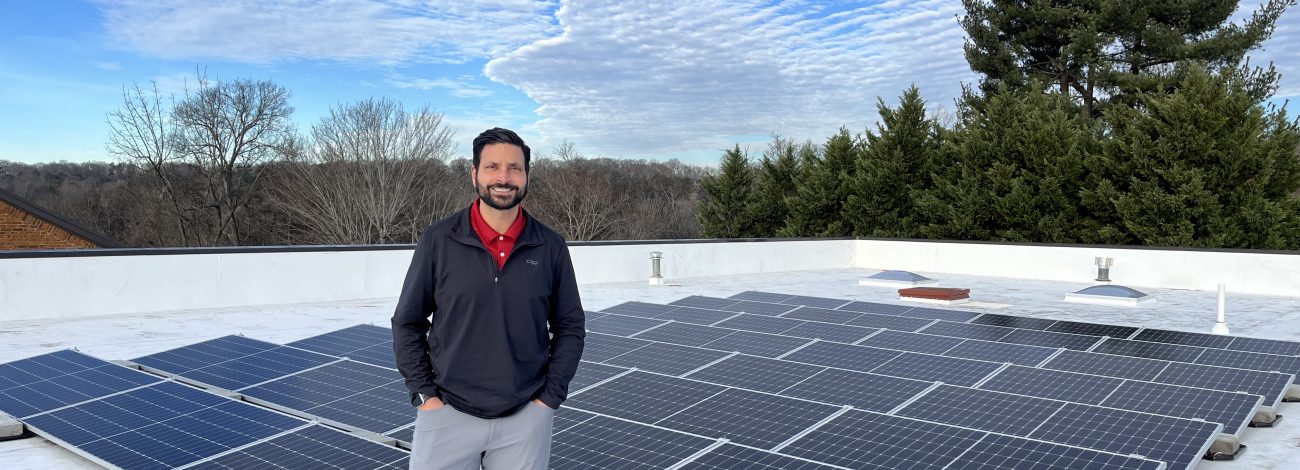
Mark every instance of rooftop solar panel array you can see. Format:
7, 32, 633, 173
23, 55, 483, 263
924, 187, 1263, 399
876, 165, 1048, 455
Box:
10, 285, 1297, 470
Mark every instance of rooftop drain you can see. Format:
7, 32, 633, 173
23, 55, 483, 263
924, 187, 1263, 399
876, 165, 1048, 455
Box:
859, 270, 938, 288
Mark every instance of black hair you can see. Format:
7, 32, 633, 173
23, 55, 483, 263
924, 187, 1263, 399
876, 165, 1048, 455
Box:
472, 127, 531, 172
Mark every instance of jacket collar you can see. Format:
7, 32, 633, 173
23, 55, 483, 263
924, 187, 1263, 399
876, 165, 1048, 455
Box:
448, 204, 545, 248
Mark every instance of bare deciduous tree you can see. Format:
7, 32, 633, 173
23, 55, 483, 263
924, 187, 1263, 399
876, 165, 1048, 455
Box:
273, 98, 457, 245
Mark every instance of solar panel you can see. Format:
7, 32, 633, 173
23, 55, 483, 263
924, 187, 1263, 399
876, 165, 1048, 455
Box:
968, 313, 1059, 330
1099, 380, 1260, 435
868, 352, 1003, 386
780, 322, 879, 344
679, 444, 842, 469
699, 330, 813, 358
1154, 361, 1291, 407
132, 335, 279, 374
1091, 338, 1207, 363
838, 301, 914, 316
996, 328, 1101, 351
780, 306, 864, 324
857, 330, 965, 354
330, 343, 395, 369
900, 306, 982, 322
655, 306, 741, 325
668, 295, 740, 310
725, 300, 799, 316
601, 342, 730, 376
0, 350, 161, 419
1193, 349, 1300, 383
177, 347, 339, 391
583, 333, 652, 362
239, 360, 411, 435
385, 425, 414, 444
943, 340, 1059, 366
1131, 328, 1235, 349
657, 388, 840, 449
713, 313, 806, 335
184, 425, 409, 470
23, 381, 304, 470
780, 409, 986, 469
918, 322, 1013, 342
896, 384, 1065, 436
1046, 320, 1139, 338
585, 311, 609, 322
1043, 350, 1168, 381
586, 314, 666, 336
569, 362, 632, 393
685, 355, 825, 394
554, 407, 599, 434
842, 311, 936, 331
549, 415, 716, 470
779, 341, 902, 373
728, 291, 795, 303
565, 371, 725, 423
978, 366, 1125, 404
1227, 336, 1300, 355
1028, 403, 1220, 470
779, 368, 932, 412
950, 434, 1166, 470
600, 301, 678, 318
782, 295, 850, 309
287, 324, 391, 358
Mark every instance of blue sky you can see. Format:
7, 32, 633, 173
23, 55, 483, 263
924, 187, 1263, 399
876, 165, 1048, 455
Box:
2, 1, 1297, 165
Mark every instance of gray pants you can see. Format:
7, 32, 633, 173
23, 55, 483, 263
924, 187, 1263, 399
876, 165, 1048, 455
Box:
408, 402, 554, 470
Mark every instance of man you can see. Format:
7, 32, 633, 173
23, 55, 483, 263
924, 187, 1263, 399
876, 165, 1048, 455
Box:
392, 127, 585, 470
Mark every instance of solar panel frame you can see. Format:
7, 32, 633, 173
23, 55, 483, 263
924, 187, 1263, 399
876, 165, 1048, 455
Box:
728, 291, 796, 303
132, 335, 280, 375
1045, 320, 1140, 339
779, 341, 903, 373
699, 330, 813, 358
1131, 328, 1236, 349
868, 352, 1004, 386
778, 368, 933, 412
712, 313, 807, 335
0, 352, 162, 419
23, 381, 306, 470
978, 366, 1126, 405
1227, 336, 1300, 356
997, 328, 1103, 351
896, 384, 1066, 436
286, 324, 391, 358
1091, 338, 1208, 363
1099, 380, 1260, 435
780, 409, 987, 470
842, 311, 937, 331
943, 340, 1060, 367
918, 322, 1014, 342
838, 301, 915, 316
1154, 361, 1291, 408
782, 295, 852, 309
668, 295, 741, 310
181, 424, 409, 470
856, 329, 966, 355
564, 371, 727, 423
586, 314, 668, 336
684, 355, 825, 394
657, 306, 742, 325
582, 333, 653, 362
725, 300, 800, 316
679, 443, 843, 470
600, 342, 731, 376
569, 362, 633, 393
600, 301, 679, 318
549, 414, 717, 470
237, 359, 412, 435
656, 388, 841, 449
176, 347, 340, 392
780, 322, 879, 344
1028, 403, 1221, 470
967, 313, 1059, 330
780, 306, 865, 324
1042, 350, 1169, 381
1193, 348, 1300, 383
948, 434, 1167, 470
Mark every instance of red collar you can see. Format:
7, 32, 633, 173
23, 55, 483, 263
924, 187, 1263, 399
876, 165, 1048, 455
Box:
470, 199, 526, 245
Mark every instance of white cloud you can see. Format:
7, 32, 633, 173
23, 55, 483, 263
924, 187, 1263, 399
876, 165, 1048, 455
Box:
485, 0, 976, 157
386, 74, 493, 97
94, 61, 122, 70
94, 0, 560, 65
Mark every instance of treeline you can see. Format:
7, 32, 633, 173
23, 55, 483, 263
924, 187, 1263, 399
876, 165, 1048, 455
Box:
698, 0, 1300, 250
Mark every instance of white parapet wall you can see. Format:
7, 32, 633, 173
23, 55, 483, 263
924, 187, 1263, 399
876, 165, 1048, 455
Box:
856, 239, 1300, 297
0, 239, 859, 322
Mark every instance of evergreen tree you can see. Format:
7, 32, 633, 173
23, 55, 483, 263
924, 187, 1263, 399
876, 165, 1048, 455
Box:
912, 86, 1096, 242
961, 0, 1292, 117
781, 128, 859, 237
745, 137, 802, 237
1083, 65, 1300, 249
845, 86, 943, 237
697, 145, 755, 238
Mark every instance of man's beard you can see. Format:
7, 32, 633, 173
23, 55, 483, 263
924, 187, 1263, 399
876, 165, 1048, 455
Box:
475, 177, 527, 210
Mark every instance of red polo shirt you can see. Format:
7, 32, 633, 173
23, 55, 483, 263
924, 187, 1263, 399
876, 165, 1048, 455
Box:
470, 199, 527, 270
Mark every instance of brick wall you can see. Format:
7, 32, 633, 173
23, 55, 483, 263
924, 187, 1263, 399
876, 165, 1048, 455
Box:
0, 199, 100, 250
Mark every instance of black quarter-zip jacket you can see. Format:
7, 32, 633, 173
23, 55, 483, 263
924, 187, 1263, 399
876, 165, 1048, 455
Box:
391, 206, 586, 419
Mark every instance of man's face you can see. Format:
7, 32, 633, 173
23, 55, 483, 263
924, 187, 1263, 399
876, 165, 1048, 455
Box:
472, 143, 528, 211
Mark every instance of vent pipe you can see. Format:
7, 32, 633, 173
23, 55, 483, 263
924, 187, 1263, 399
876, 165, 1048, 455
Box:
1094, 257, 1113, 283
648, 251, 664, 285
